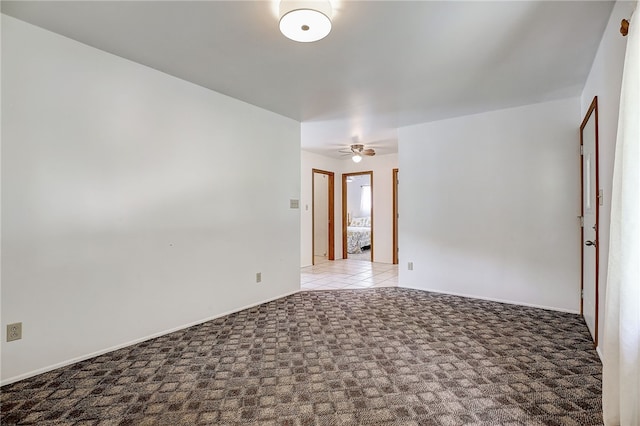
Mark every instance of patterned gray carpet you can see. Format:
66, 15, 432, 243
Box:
1, 288, 602, 425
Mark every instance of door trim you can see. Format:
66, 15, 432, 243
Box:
579, 96, 599, 347
392, 168, 399, 265
312, 169, 335, 265
342, 171, 374, 261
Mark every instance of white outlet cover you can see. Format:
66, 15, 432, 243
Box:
7, 322, 22, 342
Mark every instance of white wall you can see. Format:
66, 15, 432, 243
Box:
398, 97, 581, 312
300, 151, 398, 266
1, 16, 301, 384
346, 179, 362, 220
580, 0, 634, 352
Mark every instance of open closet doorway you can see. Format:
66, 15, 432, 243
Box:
342, 171, 373, 261
312, 169, 335, 265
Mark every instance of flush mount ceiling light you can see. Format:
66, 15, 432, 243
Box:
279, 0, 332, 43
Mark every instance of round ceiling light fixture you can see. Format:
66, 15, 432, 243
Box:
279, 0, 332, 43
352, 154, 362, 163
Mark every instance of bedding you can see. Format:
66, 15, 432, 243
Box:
347, 217, 371, 254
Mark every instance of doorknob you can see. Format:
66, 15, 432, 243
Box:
585, 240, 597, 247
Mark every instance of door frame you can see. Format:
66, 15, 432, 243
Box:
392, 168, 399, 265
312, 169, 335, 265
342, 171, 374, 261
579, 96, 599, 346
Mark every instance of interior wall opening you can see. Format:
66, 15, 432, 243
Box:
342, 171, 373, 261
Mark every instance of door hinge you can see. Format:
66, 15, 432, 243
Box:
580, 145, 584, 155
581, 289, 584, 298
578, 216, 584, 227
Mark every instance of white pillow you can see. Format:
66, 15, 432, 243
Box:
351, 217, 366, 227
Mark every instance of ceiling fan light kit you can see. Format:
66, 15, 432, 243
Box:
339, 143, 376, 162
279, 0, 332, 43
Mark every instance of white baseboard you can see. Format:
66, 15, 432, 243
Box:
596, 345, 603, 362
1, 289, 300, 387
399, 284, 580, 315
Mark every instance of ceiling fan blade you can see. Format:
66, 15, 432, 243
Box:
362, 149, 376, 156
339, 149, 354, 154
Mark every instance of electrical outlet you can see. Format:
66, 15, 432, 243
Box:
408, 262, 413, 271
256, 272, 262, 283
7, 322, 22, 342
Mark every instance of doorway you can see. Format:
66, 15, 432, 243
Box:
393, 168, 399, 265
580, 96, 599, 346
312, 169, 335, 265
342, 171, 373, 261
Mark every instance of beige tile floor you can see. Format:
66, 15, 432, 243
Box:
301, 258, 399, 291
346, 249, 372, 262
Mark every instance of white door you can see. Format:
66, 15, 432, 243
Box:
581, 100, 599, 345
393, 169, 399, 264
313, 172, 329, 260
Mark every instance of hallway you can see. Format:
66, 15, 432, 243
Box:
301, 259, 398, 291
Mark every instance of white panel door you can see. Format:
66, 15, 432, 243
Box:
581, 102, 598, 345
314, 172, 329, 258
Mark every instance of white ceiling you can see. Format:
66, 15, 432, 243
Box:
2, 1, 614, 158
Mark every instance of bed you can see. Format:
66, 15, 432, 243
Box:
347, 216, 371, 254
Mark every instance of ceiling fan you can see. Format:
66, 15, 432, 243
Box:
340, 144, 376, 163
